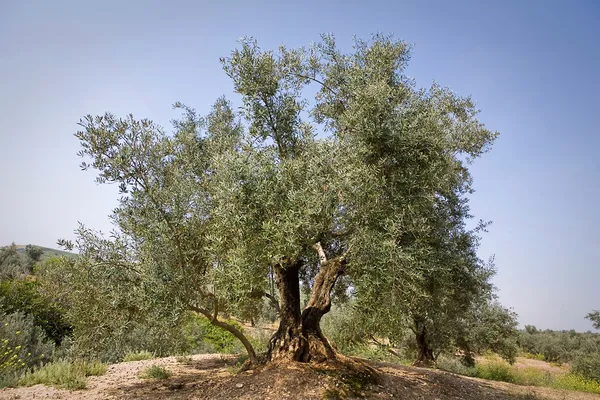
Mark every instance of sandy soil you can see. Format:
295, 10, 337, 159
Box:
1, 354, 598, 400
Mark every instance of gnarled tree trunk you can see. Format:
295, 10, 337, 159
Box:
268, 245, 346, 363
413, 320, 435, 367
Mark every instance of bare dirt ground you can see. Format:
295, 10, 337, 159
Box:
1, 354, 598, 400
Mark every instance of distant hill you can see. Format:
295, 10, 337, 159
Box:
14, 245, 75, 260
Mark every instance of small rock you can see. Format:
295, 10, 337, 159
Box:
236, 383, 244, 388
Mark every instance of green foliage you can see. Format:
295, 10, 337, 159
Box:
551, 374, 600, 394
184, 315, 244, 354
440, 354, 600, 395
139, 365, 171, 379
122, 350, 154, 362
458, 301, 520, 363
512, 367, 553, 387
19, 360, 106, 390
518, 327, 600, 364
571, 352, 600, 383
321, 304, 370, 353
0, 338, 25, 387
39, 257, 191, 363
0, 278, 72, 345
0, 244, 26, 279
0, 312, 54, 370
475, 360, 515, 383
587, 310, 600, 330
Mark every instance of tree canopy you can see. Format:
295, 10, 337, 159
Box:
56, 34, 499, 364
587, 311, 600, 330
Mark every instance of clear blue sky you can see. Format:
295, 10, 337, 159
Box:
1, 0, 598, 331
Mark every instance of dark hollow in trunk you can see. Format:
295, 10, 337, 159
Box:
268, 256, 344, 362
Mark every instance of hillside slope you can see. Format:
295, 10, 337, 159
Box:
14, 244, 74, 260
1, 354, 598, 400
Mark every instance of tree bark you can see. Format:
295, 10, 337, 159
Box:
268, 245, 346, 363
413, 324, 435, 367
268, 259, 307, 361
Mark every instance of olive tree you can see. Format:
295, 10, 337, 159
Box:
587, 311, 600, 330
58, 34, 497, 364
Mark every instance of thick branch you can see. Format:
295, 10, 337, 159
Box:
312, 242, 327, 264
188, 304, 257, 363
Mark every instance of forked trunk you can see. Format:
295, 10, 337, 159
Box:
268, 252, 345, 363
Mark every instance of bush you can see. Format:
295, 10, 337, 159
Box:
123, 350, 154, 362
139, 365, 171, 379
475, 360, 514, 383
0, 312, 54, 374
19, 360, 106, 390
571, 353, 600, 383
0, 279, 72, 346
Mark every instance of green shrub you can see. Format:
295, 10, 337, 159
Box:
19, 360, 106, 390
139, 365, 171, 379
571, 353, 600, 383
0, 311, 54, 381
0, 279, 72, 345
552, 374, 600, 394
123, 350, 154, 362
475, 360, 514, 383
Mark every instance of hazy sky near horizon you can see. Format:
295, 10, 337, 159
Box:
1, 0, 598, 331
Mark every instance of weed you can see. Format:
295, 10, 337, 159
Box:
19, 360, 106, 390
475, 361, 515, 383
512, 367, 552, 386
139, 365, 171, 380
